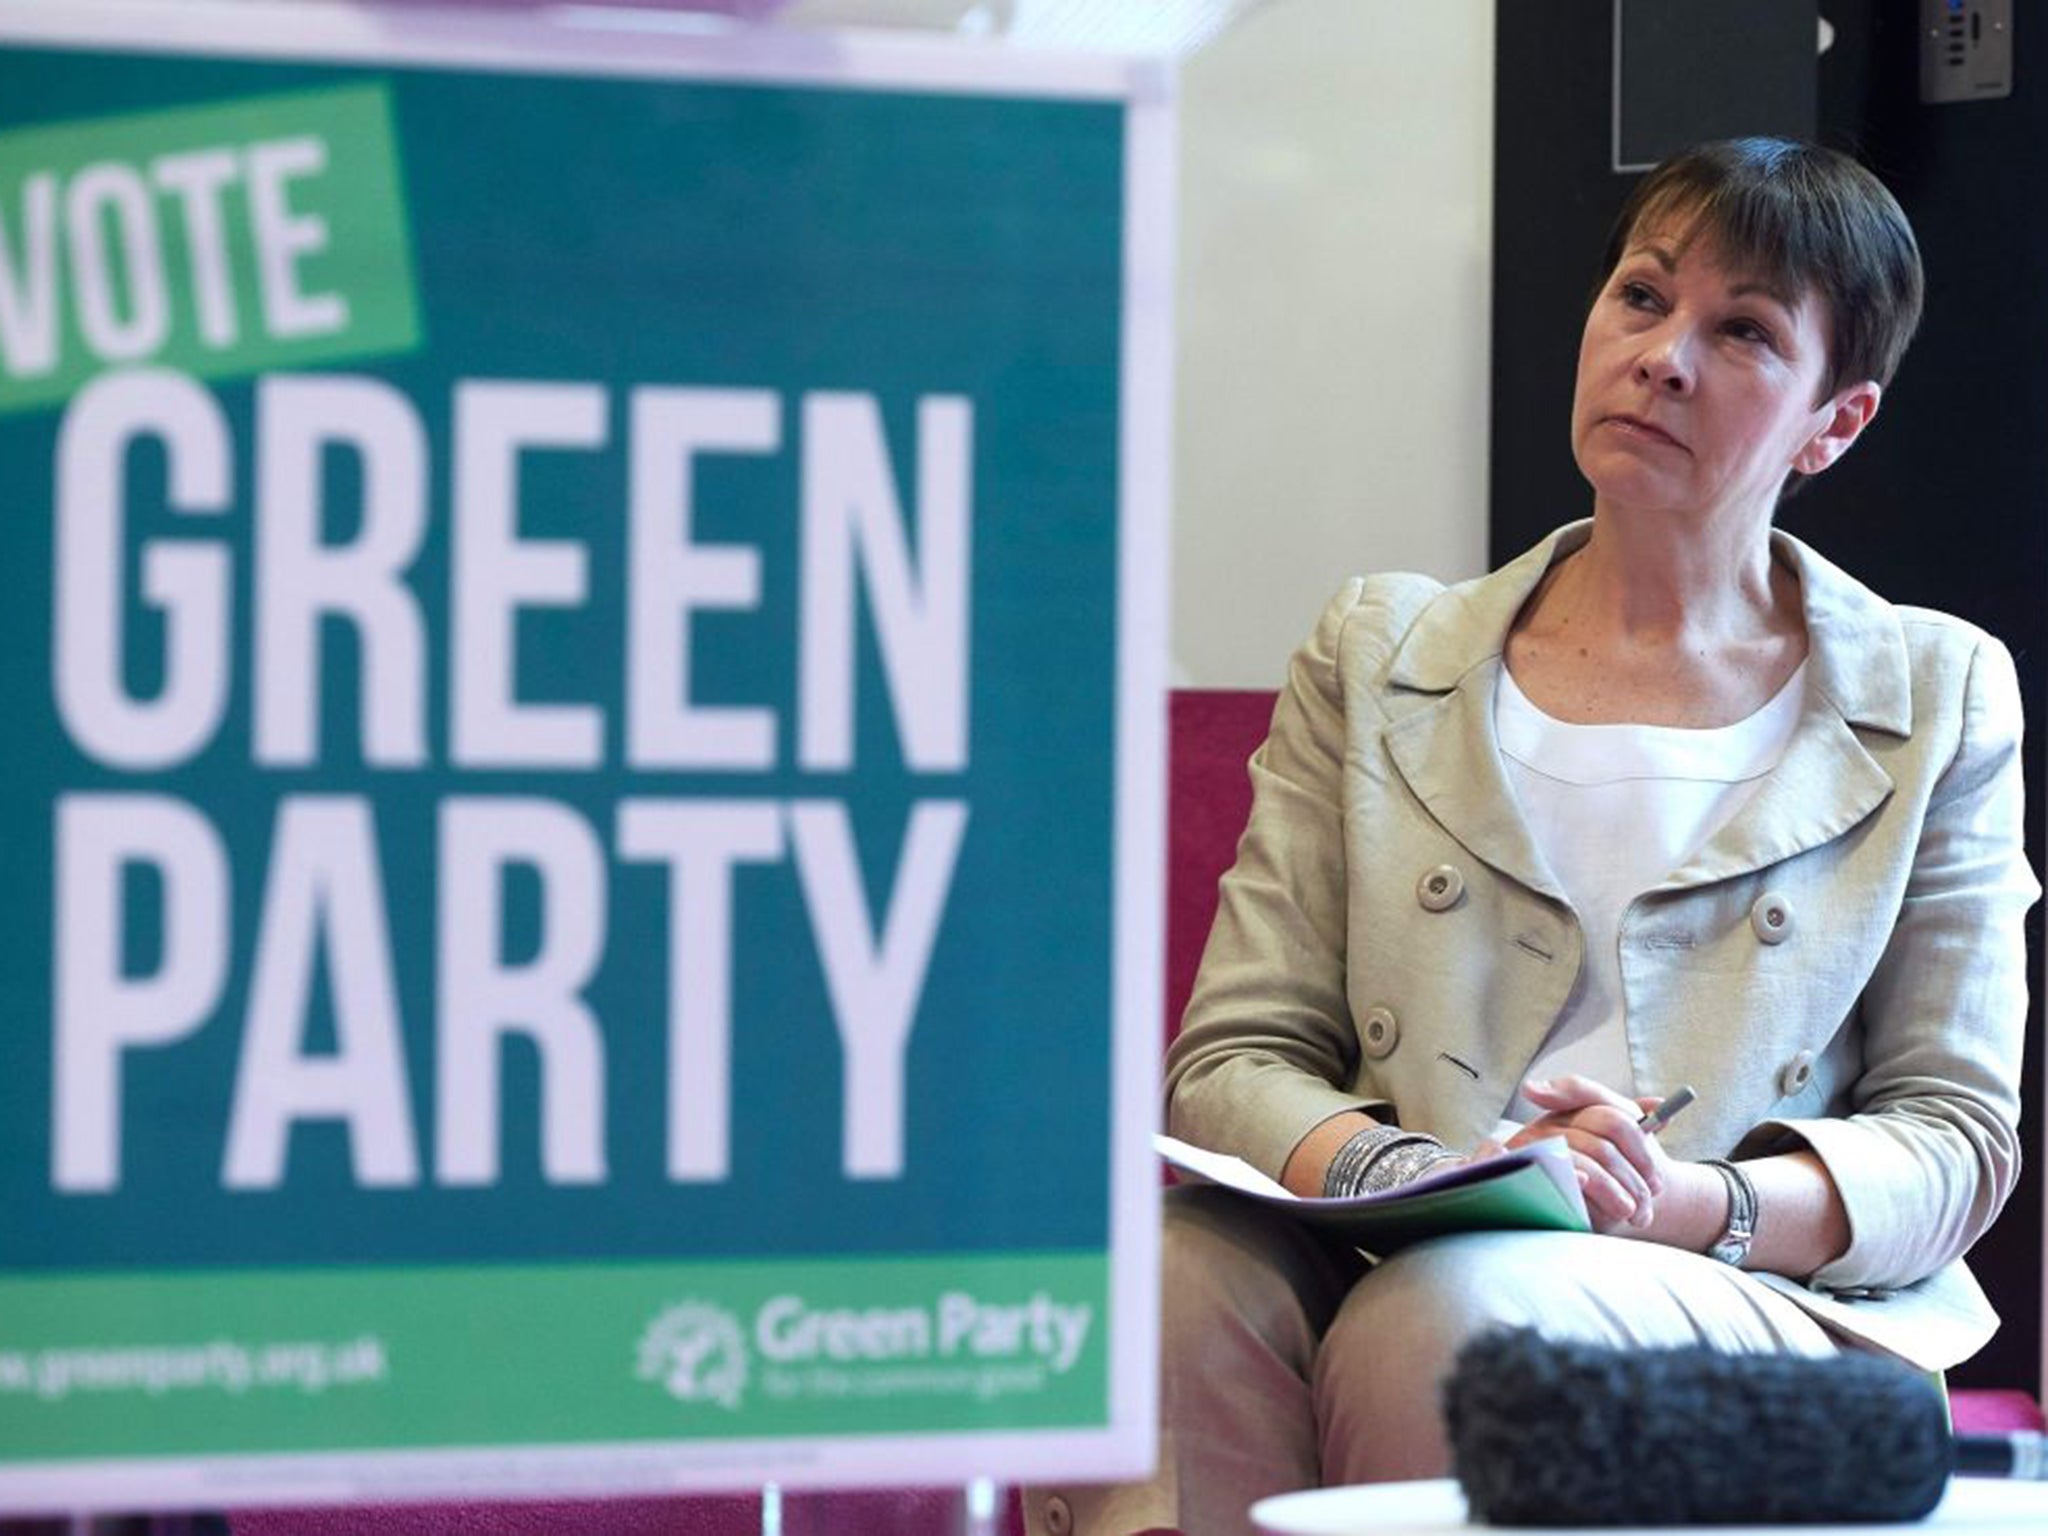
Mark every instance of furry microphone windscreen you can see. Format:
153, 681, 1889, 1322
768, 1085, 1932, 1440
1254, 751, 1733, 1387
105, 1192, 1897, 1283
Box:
1441, 1328, 1953, 1525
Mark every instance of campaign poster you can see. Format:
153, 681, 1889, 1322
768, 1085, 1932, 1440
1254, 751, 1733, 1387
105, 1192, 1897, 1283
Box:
0, 0, 1168, 1509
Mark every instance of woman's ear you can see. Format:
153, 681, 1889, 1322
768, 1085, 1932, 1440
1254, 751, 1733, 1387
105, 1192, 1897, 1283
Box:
1794, 381, 1883, 476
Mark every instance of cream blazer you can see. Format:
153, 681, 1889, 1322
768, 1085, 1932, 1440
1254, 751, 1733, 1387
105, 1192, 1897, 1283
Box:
1165, 523, 2039, 1369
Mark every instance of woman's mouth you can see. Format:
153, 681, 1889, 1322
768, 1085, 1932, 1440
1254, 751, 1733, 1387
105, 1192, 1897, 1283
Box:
1605, 414, 1685, 450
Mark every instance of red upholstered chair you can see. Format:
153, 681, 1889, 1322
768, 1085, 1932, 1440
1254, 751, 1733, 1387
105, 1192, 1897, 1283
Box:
230, 1490, 973, 1535
1952, 1391, 2048, 1435
1165, 691, 1276, 1038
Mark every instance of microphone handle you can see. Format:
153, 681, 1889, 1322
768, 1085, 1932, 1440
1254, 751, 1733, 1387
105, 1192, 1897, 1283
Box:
1954, 1432, 2048, 1480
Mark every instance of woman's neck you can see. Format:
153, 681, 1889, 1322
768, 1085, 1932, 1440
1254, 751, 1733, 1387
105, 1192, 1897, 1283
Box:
1564, 511, 1792, 646
1504, 510, 1808, 727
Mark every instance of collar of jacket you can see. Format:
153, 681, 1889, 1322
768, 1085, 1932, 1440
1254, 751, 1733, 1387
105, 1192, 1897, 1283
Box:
1379, 520, 1910, 896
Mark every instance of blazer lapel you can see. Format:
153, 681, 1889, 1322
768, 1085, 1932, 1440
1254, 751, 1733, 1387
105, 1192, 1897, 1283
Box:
1381, 526, 1586, 901
1662, 530, 1911, 890
1661, 706, 1893, 888
1384, 666, 1565, 899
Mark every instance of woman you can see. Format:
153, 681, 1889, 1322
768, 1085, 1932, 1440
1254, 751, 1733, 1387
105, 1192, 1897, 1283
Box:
1033, 140, 2039, 1536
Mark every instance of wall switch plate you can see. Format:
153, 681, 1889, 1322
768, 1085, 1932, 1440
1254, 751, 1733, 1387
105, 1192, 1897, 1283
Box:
1921, 0, 2012, 104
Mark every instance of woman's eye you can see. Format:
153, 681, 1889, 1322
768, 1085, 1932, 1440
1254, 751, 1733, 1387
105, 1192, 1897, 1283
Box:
1618, 280, 1660, 310
1724, 317, 1774, 346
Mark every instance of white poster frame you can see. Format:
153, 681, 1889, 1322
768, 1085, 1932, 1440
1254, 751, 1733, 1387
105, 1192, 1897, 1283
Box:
0, 0, 1171, 1508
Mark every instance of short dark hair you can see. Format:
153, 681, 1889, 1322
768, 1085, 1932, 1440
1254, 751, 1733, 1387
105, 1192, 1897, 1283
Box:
1598, 138, 1924, 401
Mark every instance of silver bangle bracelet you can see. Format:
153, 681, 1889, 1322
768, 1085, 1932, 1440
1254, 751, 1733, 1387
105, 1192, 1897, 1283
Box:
1324, 1123, 1413, 1197
1356, 1138, 1460, 1194
1324, 1123, 1450, 1198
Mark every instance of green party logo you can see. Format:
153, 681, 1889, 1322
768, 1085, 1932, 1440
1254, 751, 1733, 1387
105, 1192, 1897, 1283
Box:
636, 1302, 749, 1411
634, 1290, 1095, 1410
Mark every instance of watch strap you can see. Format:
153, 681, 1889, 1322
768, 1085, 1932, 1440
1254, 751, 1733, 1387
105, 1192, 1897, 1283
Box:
1702, 1157, 1757, 1267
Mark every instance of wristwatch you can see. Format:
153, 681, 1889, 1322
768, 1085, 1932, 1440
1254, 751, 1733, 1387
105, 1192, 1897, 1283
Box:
1702, 1158, 1757, 1267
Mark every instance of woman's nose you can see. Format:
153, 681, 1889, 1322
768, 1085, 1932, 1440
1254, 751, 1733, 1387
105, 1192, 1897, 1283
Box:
1634, 331, 1694, 393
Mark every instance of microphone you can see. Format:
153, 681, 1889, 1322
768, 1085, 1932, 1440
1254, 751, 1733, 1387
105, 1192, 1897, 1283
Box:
1441, 1329, 2047, 1525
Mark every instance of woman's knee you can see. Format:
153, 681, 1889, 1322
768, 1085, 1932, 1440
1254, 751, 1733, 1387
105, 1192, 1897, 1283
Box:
1310, 1233, 1672, 1482
1310, 1235, 1549, 1481
1330, 1231, 1837, 1356
1162, 1185, 1356, 1367
1320, 1233, 1574, 1368
1309, 1231, 1838, 1483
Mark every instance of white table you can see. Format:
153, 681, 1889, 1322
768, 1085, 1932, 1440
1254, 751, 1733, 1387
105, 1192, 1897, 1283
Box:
1253, 1476, 2048, 1533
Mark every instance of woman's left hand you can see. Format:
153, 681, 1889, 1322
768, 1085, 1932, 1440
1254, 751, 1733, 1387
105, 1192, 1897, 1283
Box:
1506, 1075, 1670, 1233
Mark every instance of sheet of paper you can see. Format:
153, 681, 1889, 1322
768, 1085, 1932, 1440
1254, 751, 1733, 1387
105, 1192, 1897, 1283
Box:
1153, 1135, 1295, 1198
1155, 1134, 1590, 1251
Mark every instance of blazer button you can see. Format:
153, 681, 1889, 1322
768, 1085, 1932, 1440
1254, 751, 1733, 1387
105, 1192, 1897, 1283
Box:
1043, 1495, 1074, 1535
1778, 1049, 1815, 1097
1750, 892, 1794, 945
1362, 1005, 1400, 1060
1417, 863, 1466, 912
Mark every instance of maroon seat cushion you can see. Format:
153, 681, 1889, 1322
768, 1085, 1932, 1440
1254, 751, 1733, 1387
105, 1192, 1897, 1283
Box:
231, 1488, 980, 1535
234, 1499, 725, 1535
1951, 1389, 2047, 1434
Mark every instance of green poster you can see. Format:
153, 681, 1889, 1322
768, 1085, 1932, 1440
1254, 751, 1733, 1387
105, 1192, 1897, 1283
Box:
0, 0, 1169, 1509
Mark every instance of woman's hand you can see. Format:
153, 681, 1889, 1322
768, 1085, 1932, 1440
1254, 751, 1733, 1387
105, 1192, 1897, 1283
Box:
1450, 1135, 1510, 1169
1506, 1075, 1669, 1232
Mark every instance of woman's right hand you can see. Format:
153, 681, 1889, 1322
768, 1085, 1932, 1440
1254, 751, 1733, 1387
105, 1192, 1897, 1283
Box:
1504, 1075, 1668, 1230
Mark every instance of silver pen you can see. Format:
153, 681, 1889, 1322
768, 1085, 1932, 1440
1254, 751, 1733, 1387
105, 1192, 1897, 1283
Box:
1636, 1084, 1698, 1137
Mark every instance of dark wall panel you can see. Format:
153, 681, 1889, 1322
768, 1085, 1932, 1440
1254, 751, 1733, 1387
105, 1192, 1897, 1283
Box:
1615, 0, 1816, 168
1493, 2, 2047, 1393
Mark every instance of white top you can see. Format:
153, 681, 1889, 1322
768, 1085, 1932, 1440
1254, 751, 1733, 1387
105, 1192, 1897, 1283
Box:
1492, 660, 1806, 1129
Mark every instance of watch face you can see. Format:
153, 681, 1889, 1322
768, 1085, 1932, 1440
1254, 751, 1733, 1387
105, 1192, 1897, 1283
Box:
1708, 1235, 1752, 1266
